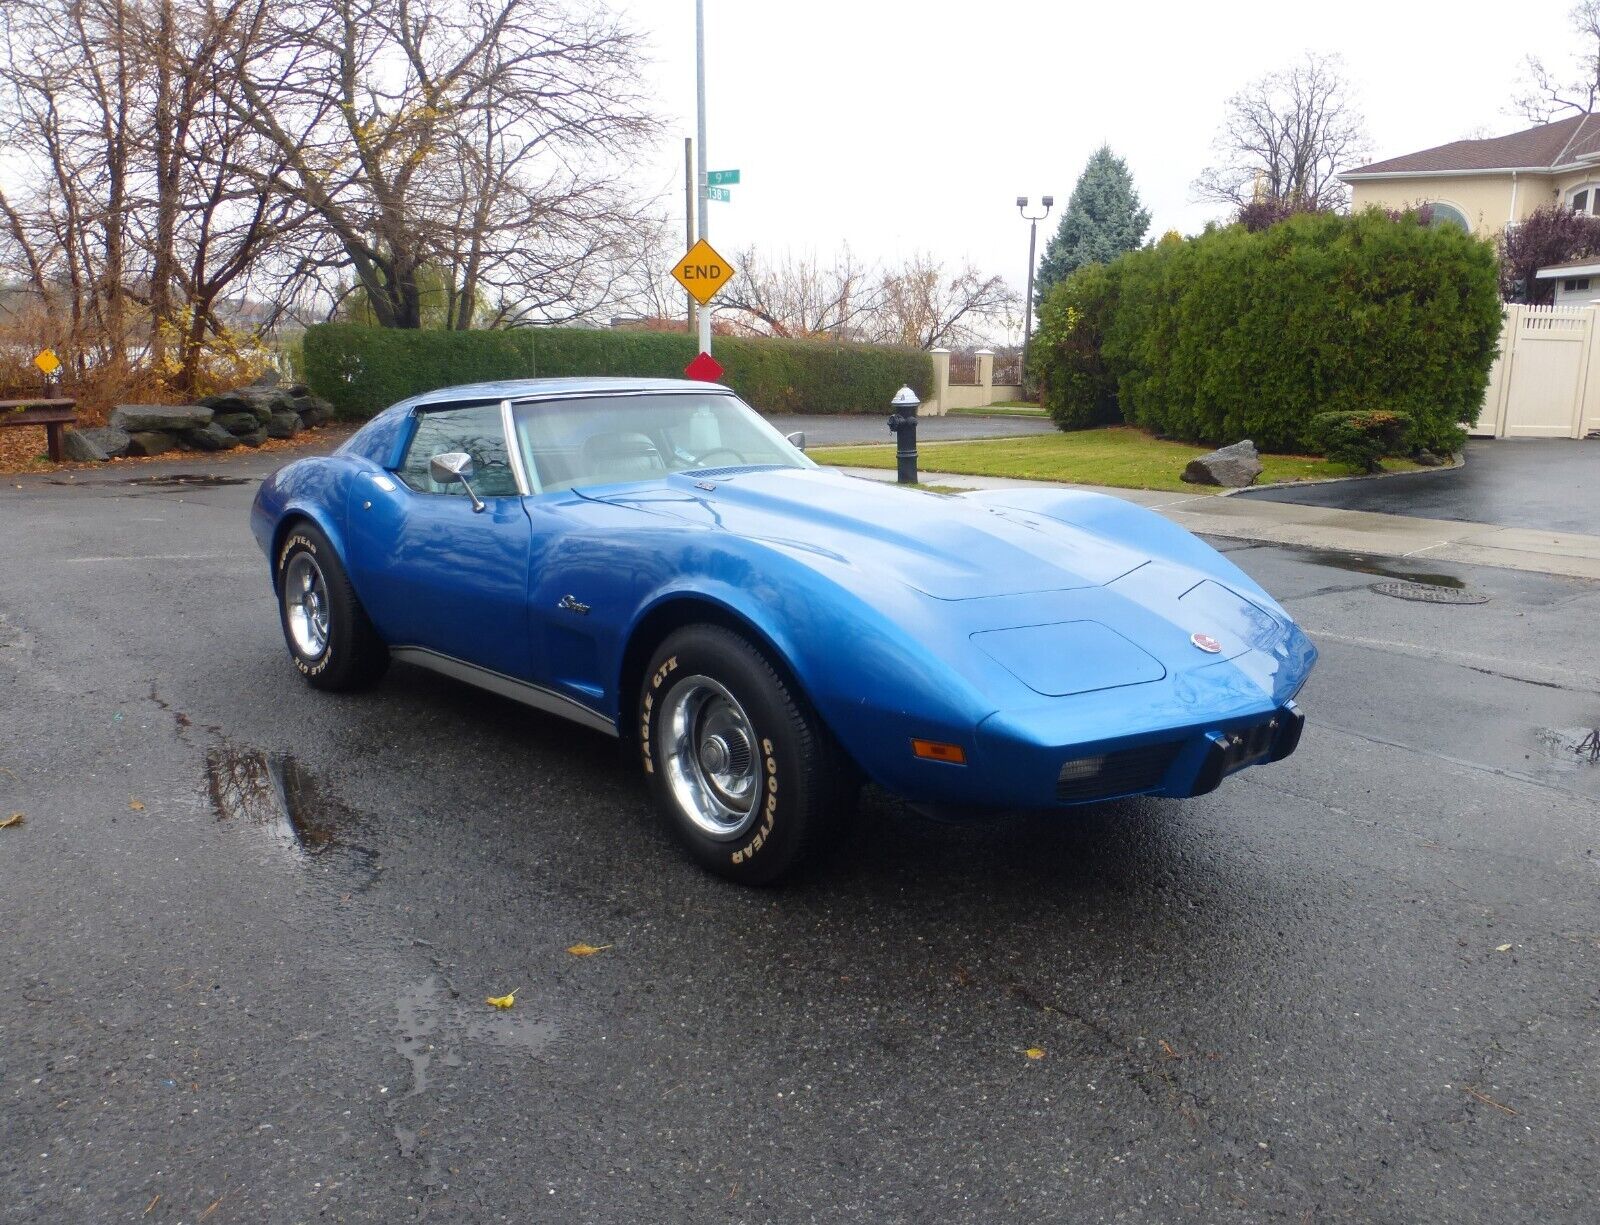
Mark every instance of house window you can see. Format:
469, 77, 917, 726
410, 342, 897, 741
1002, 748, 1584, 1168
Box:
1563, 278, 1592, 292
1568, 185, 1600, 215
1422, 202, 1469, 231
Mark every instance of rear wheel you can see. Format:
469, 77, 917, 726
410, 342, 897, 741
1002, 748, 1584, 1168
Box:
275, 522, 389, 691
640, 625, 854, 884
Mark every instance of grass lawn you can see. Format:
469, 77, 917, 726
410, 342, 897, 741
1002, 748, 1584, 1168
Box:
811, 426, 1423, 494
948, 402, 1045, 417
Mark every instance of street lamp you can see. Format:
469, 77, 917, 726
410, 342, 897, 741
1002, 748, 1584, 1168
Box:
1018, 195, 1054, 390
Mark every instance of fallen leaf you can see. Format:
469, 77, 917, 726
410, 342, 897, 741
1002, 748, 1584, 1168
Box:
1024, 1047, 1046, 1060
485, 989, 519, 1009
1495, 943, 1513, 953
129, 799, 145, 811
0, 812, 23, 829
567, 943, 612, 957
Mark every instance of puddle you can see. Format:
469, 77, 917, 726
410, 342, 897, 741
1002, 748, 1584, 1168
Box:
47, 473, 253, 488
1534, 727, 1600, 769
205, 747, 360, 856
1295, 548, 1468, 589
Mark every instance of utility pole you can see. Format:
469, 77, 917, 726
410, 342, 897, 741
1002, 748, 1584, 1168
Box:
1017, 195, 1054, 390
695, 0, 711, 356
684, 136, 696, 334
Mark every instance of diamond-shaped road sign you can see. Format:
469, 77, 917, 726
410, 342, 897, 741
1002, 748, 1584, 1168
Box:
671, 239, 735, 306
33, 348, 60, 376
684, 351, 724, 382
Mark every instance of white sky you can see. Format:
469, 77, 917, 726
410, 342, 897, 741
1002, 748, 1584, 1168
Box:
619, 0, 1576, 294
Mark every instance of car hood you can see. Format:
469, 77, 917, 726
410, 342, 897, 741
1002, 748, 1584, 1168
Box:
582, 467, 1147, 600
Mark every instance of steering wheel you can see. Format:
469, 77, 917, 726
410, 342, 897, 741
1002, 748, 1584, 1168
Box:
691, 447, 747, 468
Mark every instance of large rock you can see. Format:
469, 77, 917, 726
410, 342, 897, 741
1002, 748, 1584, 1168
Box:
266, 411, 302, 440
200, 389, 275, 422
233, 427, 269, 448
214, 411, 263, 435
126, 431, 177, 457
108, 403, 213, 433
62, 429, 110, 462
183, 422, 242, 452
1182, 439, 1263, 488
79, 426, 131, 458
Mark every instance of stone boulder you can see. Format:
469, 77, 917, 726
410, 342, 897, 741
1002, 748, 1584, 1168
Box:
266, 411, 302, 439
108, 403, 214, 434
233, 427, 269, 448
79, 426, 132, 458
62, 429, 111, 462
199, 390, 275, 423
1413, 448, 1445, 467
126, 431, 177, 457
182, 422, 242, 452
214, 411, 262, 435
1182, 439, 1263, 488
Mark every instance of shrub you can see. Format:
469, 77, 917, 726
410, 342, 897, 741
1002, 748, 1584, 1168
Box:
1305, 409, 1415, 472
1031, 263, 1121, 430
1496, 203, 1600, 303
1036, 208, 1501, 455
302, 324, 933, 419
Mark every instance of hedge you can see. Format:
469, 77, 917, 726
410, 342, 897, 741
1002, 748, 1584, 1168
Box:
1031, 209, 1503, 454
302, 323, 933, 419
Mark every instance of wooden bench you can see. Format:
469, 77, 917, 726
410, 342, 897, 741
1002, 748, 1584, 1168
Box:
0, 399, 78, 462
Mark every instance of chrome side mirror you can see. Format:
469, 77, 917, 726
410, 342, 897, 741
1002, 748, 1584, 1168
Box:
429, 451, 485, 512
785, 430, 806, 452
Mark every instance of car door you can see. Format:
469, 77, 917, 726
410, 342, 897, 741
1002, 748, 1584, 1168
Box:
345, 400, 534, 680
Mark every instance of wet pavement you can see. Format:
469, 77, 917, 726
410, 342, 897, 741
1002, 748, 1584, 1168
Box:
3, 462, 1600, 1223
1237, 438, 1599, 533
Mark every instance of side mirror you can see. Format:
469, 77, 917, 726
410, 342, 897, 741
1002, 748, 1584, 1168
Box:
428, 451, 485, 512
785, 430, 806, 452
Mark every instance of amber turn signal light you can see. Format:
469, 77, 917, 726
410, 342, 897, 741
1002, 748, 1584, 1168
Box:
910, 738, 967, 765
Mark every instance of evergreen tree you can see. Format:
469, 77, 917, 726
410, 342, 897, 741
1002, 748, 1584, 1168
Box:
1034, 147, 1151, 310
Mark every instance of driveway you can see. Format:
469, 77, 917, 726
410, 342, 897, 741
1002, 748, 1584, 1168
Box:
767, 411, 1053, 447
4, 449, 1600, 1222
1237, 438, 1599, 533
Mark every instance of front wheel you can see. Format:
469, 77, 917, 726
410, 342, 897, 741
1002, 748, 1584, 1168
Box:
640, 625, 855, 884
275, 522, 389, 691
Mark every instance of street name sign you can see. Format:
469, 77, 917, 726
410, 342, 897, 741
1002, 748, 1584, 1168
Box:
671, 239, 735, 306
707, 170, 739, 186
707, 187, 731, 203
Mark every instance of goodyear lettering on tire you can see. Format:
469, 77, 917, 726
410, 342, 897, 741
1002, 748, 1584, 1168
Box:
732, 737, 779, 865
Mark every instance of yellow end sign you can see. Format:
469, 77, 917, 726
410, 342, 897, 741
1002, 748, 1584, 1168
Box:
34, 348, 61, 376
671, 239, 735, 306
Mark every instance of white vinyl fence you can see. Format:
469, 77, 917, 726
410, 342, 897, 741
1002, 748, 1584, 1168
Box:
1473, 304, 1600, 438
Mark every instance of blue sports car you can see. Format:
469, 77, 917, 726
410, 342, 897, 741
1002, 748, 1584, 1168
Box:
252, 377, 1316, 883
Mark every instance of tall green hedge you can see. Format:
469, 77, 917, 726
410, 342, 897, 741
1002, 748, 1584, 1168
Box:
1031, 210, 1503, 453
302, 323, 933, 419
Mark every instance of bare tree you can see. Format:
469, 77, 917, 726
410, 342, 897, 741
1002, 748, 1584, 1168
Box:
868, 254, 1016, 350
1515, 1, 1600, 122
1194, 53, 1369, 211
717, 246, 881, 339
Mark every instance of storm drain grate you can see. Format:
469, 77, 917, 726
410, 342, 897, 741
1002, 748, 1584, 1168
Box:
1369, 579, 1488, 605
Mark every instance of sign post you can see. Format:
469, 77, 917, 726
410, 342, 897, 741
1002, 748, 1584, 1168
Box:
672, 239, 736, 381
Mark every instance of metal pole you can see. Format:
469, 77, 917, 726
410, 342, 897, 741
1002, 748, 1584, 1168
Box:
695, 0, 711, 357
684, 136, 696, 334
1021, 217, 1038, 384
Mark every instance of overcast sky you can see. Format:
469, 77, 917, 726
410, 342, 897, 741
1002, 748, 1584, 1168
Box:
618, 0, 1576, 298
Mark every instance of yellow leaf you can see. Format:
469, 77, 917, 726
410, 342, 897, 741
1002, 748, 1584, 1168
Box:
129, 799, 145, 811
567, 943, 612, 957
0, 812, 23, 829
1024, 1047, 1046, 1060
1495, 943, 1513, 952
485, 989, 518, 1009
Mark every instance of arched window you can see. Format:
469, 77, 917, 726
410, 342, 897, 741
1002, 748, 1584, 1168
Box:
1422, 202, 1469, 231
1568, 184, 1600, 215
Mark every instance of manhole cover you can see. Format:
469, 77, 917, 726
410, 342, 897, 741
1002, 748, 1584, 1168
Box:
1369, 579, 1488, 604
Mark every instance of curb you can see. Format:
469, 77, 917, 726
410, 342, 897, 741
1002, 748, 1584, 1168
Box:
1218, 452, 1466, 497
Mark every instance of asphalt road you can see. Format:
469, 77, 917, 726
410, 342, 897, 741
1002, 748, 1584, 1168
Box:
1237, 438, 1599, 534
767, 411, 1053, 447
4, 456, 1599, 1224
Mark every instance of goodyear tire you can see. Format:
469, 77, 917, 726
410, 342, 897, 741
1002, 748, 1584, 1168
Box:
274, 522, 389, 692
640, 625, 853, 884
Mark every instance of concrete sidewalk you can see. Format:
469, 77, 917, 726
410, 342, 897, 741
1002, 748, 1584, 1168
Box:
839, 467, 1600, 581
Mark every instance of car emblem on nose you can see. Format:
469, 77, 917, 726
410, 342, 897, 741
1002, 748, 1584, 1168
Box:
1190, 632, 1223, 654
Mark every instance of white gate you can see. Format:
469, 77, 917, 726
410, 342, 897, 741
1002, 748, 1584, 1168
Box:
1474, 304, 1600, 438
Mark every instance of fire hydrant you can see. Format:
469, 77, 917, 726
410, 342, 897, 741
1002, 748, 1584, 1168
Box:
888, 385, 921, 484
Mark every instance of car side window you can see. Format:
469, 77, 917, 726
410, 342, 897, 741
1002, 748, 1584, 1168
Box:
395, 403, 519, 497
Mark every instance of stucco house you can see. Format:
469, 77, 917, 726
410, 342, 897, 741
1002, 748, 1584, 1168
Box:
1340, 113, 1600, 236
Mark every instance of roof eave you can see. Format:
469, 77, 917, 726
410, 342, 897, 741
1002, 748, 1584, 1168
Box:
1341, 166, 1551, 182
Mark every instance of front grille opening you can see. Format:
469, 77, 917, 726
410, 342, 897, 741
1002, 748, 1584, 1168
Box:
1057, 741, 1181, 802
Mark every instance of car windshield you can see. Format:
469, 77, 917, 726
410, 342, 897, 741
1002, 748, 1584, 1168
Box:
511, 391, 813, 494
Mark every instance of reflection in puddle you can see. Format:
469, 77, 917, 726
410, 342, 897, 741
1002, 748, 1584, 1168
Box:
206, 747, 348, 852
1535, 727, 1600, 769
1294, 548, 1467, 589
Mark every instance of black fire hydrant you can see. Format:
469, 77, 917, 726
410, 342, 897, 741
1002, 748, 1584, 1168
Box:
887, 385, 921, 484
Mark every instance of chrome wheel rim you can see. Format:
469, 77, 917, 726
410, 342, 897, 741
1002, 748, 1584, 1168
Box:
661, 674, 760, 839
283, 553, 331, 658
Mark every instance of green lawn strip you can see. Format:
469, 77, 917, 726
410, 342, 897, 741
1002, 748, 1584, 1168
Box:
947, 404, 1046, 417
812, 426, 1420, 493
